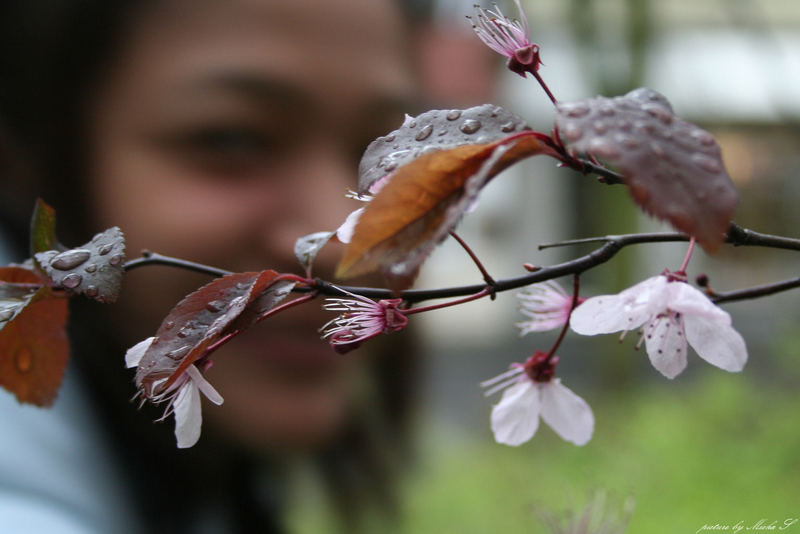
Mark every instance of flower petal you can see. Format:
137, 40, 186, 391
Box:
666, 282, 730, 324
570, 276, 667, 335
490, 380, 540, 446
684, 315, 748, 372
643, 315, 688, 379
124, 336, 155, 368
173, 381, 202, 448
184, 365, 224, 405
539, 379, 594, 446
335, 207, 364, 244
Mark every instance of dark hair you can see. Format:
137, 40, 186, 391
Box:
0, 1, 421, 532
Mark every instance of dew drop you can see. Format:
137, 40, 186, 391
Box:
561, 103, 589, 118
98, 244, 112, 256
588, 138, 620, 159
177, 325, 193, 338
562, 123, 583, 142
15, 349, 32, 373
61, 273, 82, 289
642, 103, 672, 124
206, 300, 226, 313
500, 121, 516, 133
692, 153, 722, 174
384, 162, 397, 173
167, 345, 191, 361
164, 321, 175, 330
459, 119, 481, 135
384, 134, 395, 143
0, 309, 13, 322
445, 109, 462, 121
85, 285, 99, 298
109, 254, 123, 266
437, 129, 447, 136
84, 263, 97, 273
235, 282, 250, 290
415, 124, 433, 141
691, 129, 715, 146
407, 120, 417, 128
51, 249, 91, 270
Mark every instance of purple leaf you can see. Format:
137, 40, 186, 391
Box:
555, 88, 738, 250
358, 104, 531, 194
34, 227, 126, 303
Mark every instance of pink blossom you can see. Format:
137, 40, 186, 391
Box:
570, 275, 748, 379
469, 1, 541, 76
320, 289, 408, 353
516, 280, 577, 335
482, 352, 594, 446
125, 337, 223, 448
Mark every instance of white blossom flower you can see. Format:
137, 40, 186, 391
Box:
469, 0, 541, 76
516, 280, 576, 335
570, 275, 748, 379
125, 337, 224, 448
320, 289, 408, 353
482, 354, 594, 446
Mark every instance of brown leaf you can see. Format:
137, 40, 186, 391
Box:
336, 134, 547, 290
134, 270, 291, 398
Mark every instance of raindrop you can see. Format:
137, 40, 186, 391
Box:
384, 162, 397, 173
445, 110, 462, 121
177, 325, 193, 338
85, 285, 99, 298
167, 345, 191, 361
692, 153, 722, 174
84, 263, 97, 273
437, 129, 447, 136
98, 244, 112, 256
164, 321, 175, 330
642, 103, 672, 124
15, 349, 32, 373
491, 106, 504, 117
206, 300, 226, 313
691, 130, 715, 146
408, 120, 417, 128
384, 134, 395, 143
562, 123, 583, 142
51, 249, 91, 270
459, 119, 481, 134
475, 136, 490, 144
0, 309, 13, 322
61, 273, 82, 289
415, 124, 433, 141
500, 121, 516, 133
588, 138, 620, 159
593, 121, 608, 134
109, 254, 123, 266
235, 282, 250, 290
560, 103, 589, 118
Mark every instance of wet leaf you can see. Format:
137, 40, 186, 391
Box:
29, 198, 59, 257
0, 266, 68, 405
358, 104, 533, 194
35, 226, 126, 303
338, 134, 546, 291
555, 88, 737, 250
0, 267, 49, 332
134, 271, 293, 398
294, 231, 335, 273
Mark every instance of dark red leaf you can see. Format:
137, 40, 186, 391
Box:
555, 88, 738, 251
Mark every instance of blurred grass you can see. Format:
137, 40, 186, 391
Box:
290, 372, 800, 533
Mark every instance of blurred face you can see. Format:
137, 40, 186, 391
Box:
87, 0, 416, 451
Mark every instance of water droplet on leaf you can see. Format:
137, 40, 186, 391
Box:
414, 124, 433, 141
85, 285, 99, 298
109, 254, 123, 266
0, 309, 13, 322
167, 345, 191, 361
84, 263, 97, 273
61, 273, 82, 289
588, 138, 620, 159
51, 249, 91, 270
459, 119, 481, 134
445, 110, 462, 121
177, 325, 193, 338
562, 123, 583, 142
500, 121, 516, 133
206, 300, 226, 313
98, 244, 112, 256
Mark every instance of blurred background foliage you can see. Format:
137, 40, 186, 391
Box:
294, 0, 800, 531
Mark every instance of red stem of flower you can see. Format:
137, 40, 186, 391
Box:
545, 273, 580, 362
449, 230, 495, 288
532, 70, 558, 105
255, 291, 318, 324
403, 287, 492, 316
678, 237, 696, 274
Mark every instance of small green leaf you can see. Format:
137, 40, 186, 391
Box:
29, 199, 59, 257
